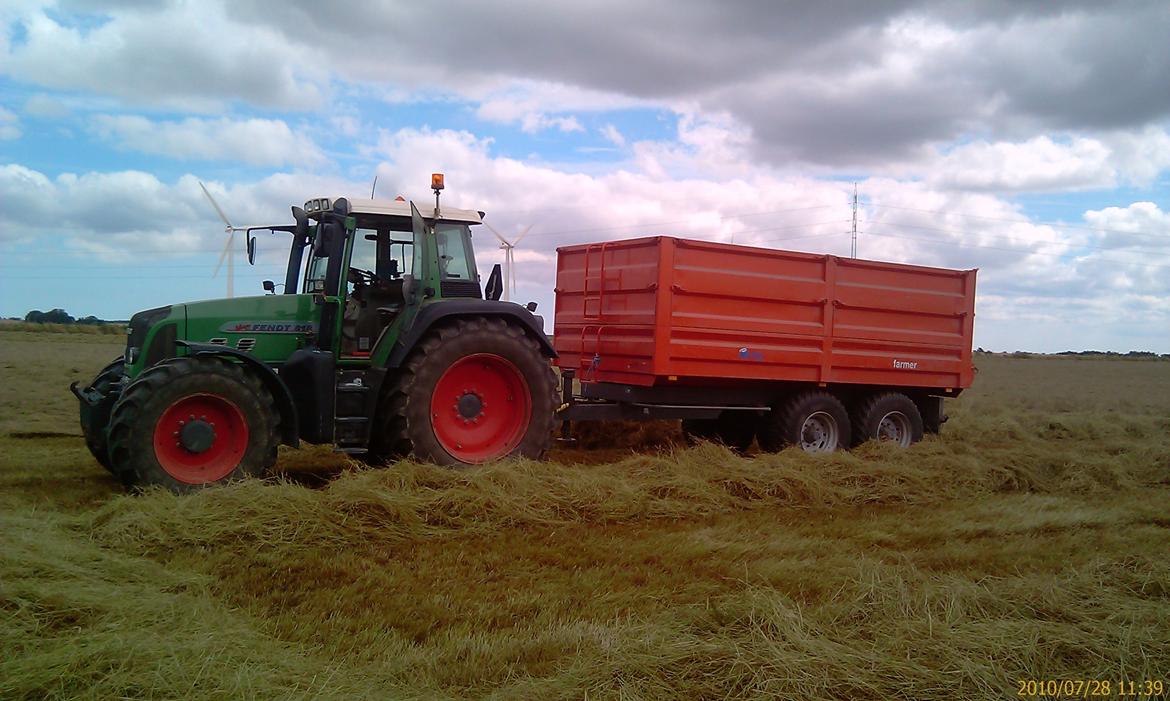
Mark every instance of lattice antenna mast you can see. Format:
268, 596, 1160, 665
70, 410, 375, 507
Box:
850, 182, 859, 259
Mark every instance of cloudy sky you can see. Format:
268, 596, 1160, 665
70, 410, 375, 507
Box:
1, 0, 1168, 352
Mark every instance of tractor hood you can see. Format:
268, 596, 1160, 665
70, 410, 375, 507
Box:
181, 294, 319, 365
125, 294, 320, 378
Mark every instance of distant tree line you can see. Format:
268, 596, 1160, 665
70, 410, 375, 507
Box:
23, 309, 114, 325
1055, 349, 1168, 358
970, 348, 1168, 359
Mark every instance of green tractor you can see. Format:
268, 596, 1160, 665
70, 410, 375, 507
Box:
72, 177, 558, 491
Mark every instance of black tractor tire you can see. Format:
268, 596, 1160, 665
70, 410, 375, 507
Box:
681, 419, 719, 445
106, 356, 280, 492
80, 357, 124, 471
850, 392, 924, 448
682, 412, 756, 452
370, 317, 557, 466
758, 391, 851, 454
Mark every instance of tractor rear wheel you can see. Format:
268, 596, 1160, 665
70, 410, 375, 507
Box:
373, 317, 557, 466
80, 357, 124, 471
106, 356, 279, 491
758, 391, 851, 454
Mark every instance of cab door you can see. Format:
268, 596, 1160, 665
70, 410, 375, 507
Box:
300, 207, 352, 355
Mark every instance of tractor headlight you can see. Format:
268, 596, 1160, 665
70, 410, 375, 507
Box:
126, 305, 171, 367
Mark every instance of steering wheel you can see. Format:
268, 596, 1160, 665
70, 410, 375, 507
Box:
348, 267, 376, 285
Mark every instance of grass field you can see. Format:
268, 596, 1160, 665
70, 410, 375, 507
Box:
2, 328, 1168, 700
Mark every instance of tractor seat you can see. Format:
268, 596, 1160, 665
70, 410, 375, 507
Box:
353, 279, 405, 347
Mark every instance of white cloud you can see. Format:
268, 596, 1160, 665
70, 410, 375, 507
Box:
0, 165, 349, 260
4, 1, 1170, 175
519, 113, 583, 134
22, 93, 71, 118
1082, 201, 1170, 259
476, 98, 584, 135
90, 115, 325, 167
1103, 127, 1170, 186
929, 136, 1113, 191
0, 107, 21, 140
924, 129, 1170, 192
1, 3, 325, 111
600, 124, 625, 147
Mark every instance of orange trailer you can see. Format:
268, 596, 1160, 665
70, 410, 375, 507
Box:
553, 236, 977, 453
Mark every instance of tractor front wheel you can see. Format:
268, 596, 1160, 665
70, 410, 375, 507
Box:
375, 317, 557, 466
106, 356, 280, 491
80, 357, 125, 472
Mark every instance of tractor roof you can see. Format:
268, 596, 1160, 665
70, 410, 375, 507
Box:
304, 196, 483, 225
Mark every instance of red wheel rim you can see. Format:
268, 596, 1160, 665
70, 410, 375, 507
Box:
152, 394, 250, 484
430, 353, 532, 463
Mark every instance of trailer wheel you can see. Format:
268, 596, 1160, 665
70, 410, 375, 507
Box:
850, 392, 924, 447
80, 357, 124, 471
759, 391, 851, 454
106, 357, 280, 491
376, 317, 557, 466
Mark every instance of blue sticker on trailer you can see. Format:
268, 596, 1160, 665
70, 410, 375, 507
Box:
738, 347, 764, 361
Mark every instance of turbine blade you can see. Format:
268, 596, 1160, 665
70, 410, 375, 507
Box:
199, 180, 233, 229
482, 222, 512, 247
512, 224, 534, 246
212, 234, 231, 277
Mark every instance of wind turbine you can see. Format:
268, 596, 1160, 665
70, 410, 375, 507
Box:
199, 181, 248, 298
483, 223, 533, 302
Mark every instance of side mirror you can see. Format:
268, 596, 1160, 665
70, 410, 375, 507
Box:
485, 263, 503, 301
262, 280, 276, 294
292, 206, 309, 242
247, 234, 257, 265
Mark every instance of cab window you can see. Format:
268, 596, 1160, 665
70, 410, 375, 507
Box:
347, 228, 379, 295
304, 249, 329, 293
436, 223, 474, 280
389, 231, 413, 277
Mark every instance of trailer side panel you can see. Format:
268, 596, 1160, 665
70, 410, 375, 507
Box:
553, 236, 976, 391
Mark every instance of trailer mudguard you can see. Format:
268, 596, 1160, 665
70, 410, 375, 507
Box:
176, 341, 300, 447
385, 299, 557, 368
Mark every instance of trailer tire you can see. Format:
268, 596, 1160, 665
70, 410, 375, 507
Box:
106, 356, 280, 491
759, 391, 850, 454
374, 317, 557, 466
850, 392, 923, 448
80, 358, 124, 471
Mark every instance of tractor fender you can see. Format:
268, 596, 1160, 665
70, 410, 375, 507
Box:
386, 300, 557, 368
176, 341, 300, 447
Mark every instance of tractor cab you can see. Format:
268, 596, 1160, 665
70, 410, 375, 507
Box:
292, 193, 489, 359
